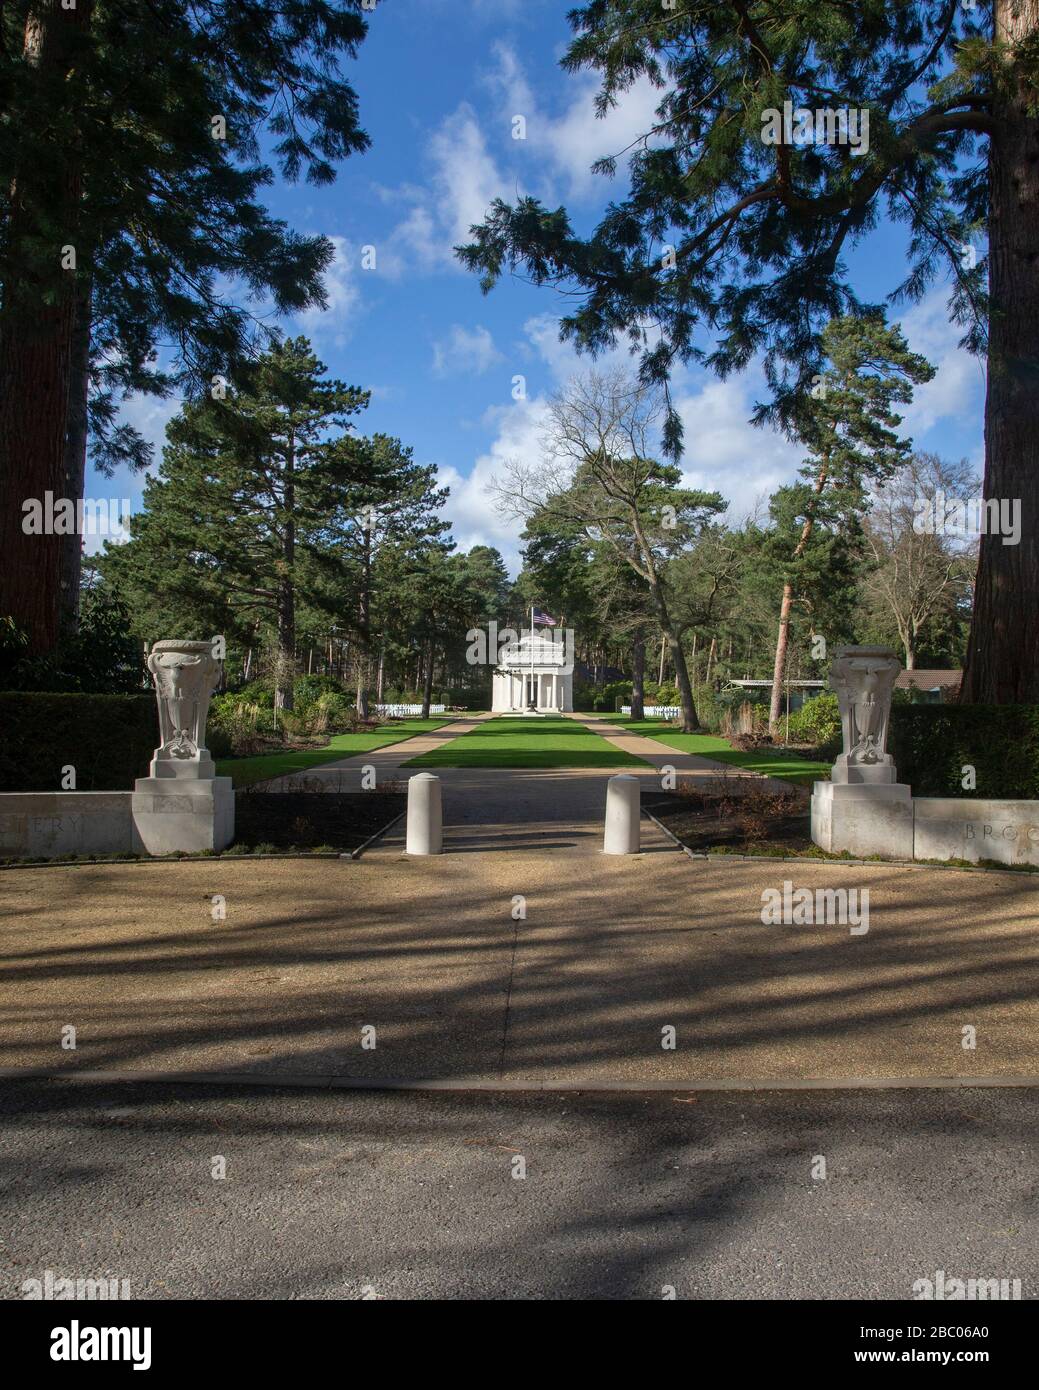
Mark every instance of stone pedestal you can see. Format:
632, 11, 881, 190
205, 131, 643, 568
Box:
132, 777, 235, 855
811, 781, 913, 860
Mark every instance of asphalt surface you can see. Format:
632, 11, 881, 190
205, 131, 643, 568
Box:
1, 1079, 1035, 1300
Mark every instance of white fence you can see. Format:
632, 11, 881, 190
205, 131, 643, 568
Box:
376, 703, 446, 718
620, 705, 681, 719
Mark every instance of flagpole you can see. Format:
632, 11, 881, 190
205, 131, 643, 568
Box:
530, 604, 535, 710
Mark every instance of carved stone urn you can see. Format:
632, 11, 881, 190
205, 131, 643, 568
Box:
829, 646, 902, 784
146, 639, 222, 778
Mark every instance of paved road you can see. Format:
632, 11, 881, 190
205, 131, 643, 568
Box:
1, 1080, 1035, 1300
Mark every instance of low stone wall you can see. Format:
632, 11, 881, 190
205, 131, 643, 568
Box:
811, 787, 1039, 868
0, 792, 134, 858
913, 798, 1039, 868
0, 782, 236, 860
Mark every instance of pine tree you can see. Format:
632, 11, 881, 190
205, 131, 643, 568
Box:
100, 337, 371, 710
766, 314, 933, 729
459, 1, 1037, 703
0, 0, 374, 654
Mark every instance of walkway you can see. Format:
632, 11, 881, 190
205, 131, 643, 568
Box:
568, 713, 793, 793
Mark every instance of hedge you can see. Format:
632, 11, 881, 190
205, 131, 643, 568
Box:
0, 692, 157, 792
890, 704, 1039, 800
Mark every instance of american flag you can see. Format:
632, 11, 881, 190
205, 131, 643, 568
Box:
532, 608, 558, 627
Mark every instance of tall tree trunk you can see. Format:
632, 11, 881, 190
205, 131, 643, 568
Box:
355, 525, 372, 718
420, 639, 435, 719
631, 628, 645, 720
961, 0, 1039, 703
276, 430, 296, 711
629, 513, 700, 730
769, 583, 795, 731
657, 632, 667, 685
58, 280, 92, 638
645, 574, 697, 729
0, 1, 94, 655
769, 462, 829, 729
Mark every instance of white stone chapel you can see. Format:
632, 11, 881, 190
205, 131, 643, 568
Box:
491, 629, 573, 713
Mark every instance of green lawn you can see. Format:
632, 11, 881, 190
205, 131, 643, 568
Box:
609, 716, 831, 786
404, 715, 651, 769
216, 718, 450, 788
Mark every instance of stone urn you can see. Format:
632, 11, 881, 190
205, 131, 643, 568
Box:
829, 646, 902, 785
146, 639, 223, 777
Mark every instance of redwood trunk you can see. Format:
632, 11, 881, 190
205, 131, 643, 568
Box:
58, 281, 92, 638
0, 1, 93, 655
355, 525, 372, 719
961, 0, 1039, 703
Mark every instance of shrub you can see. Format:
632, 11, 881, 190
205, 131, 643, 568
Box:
0, 692, 157, 791
785, 692, 841, 753
293, 674, 345, 710
644, 680, 681, 706
891, 704, 1039, 799
209, 692, 279, 754
720, 700, 769, 739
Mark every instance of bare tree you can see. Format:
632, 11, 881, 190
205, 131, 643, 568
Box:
493, 370, 724, 731
864, 453, 978, 670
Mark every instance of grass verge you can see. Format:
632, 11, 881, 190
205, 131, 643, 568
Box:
215, 718, 449, 788
404, 715, 650, 768
611, 716, 831, 786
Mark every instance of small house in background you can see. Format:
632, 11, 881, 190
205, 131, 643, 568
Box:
725, 678, 826, 713
726, 668, 962, 710
895, 669, 962, 703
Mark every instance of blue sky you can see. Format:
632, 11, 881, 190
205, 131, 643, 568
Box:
100, 0, 987, 573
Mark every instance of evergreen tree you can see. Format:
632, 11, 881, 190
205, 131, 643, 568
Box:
341, 434, 449, 717
100, 338, 371, 710
459, 1, 1037, 703
0, 0, 374, 654
765, 314, 933, 728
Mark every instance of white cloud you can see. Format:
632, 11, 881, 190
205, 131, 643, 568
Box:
673, 374, 802, 523
440, 395, 550, 571
296, 234, 360, 346
485, 41, 663, 200
432, 324, 503, 377
897, 287, 986, 441
377, 105, 511, 276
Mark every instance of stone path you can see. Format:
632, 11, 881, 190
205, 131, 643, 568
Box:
568, 713, 793, 794
256, 713, 496, 792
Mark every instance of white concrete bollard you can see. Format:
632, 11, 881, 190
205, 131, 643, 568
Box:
406, 772, 443, 855
603, 773, 640, 854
